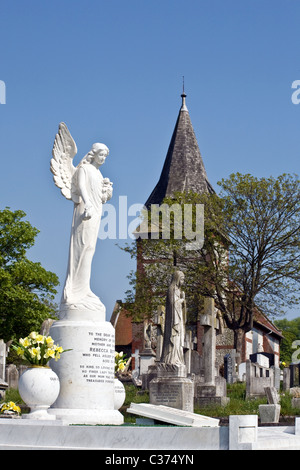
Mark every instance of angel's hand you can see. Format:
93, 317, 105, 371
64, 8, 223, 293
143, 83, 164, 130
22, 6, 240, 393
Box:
83, 204, 93, 220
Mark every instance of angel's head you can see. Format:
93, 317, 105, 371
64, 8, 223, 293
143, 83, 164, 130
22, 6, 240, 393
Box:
84, 143, 109, 167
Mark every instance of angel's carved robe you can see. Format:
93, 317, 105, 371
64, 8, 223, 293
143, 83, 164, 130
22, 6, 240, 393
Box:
61, 162, 111, 312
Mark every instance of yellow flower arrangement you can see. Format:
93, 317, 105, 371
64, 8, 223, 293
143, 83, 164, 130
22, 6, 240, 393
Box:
0, 401, 21, 415
115, 351, 128, 374
11, 332, 71, 366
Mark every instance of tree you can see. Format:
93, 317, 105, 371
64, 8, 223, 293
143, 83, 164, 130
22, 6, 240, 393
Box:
122, 173, 300, 358
0, 208, 59, 342
274, 317, 300, 365
217, 173, 300, 353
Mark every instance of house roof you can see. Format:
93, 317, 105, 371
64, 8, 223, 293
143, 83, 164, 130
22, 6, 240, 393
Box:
145, 92, 214, 208
253, 309, 283, 339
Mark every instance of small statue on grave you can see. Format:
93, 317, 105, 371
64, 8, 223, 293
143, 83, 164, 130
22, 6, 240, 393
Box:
144, 320, 153, 350
160, 270, 186, 366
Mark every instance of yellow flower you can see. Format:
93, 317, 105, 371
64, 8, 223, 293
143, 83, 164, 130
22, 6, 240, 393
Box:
55, 346, 64, 354
13, 405, 21, 414
29, 347, 41, 360
46, 336, 54, 347
44, 349, 55, 359
35, 335, 44, 344
29, 332, 37, 340
0, 401, 21, 415
19, 337, 31, 348
16, 347, 24, 357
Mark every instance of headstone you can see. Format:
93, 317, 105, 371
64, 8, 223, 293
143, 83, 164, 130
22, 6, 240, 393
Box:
238, 362, 247, 381
132, 370, 142, 387
5, 364, 19, 389
149, 271, 194, 412
0, 378, 8, 399
48, 123, 122, 425
224, 354, 233, 384
127, 402, 219, 427
195, 298, 229, 407
290, 363, 300, 387
273, 365, 281, 391
245, 360, 276, 398
265, 386, 279, 404
259, 387, 280, 423
283, 367, 290, 391
0, 340, 7, 381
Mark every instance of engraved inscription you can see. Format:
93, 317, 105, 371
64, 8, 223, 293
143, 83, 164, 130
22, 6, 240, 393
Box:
79, 331, 114, 384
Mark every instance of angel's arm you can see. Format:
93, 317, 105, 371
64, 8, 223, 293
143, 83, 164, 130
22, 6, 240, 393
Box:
77, 167, 93, 220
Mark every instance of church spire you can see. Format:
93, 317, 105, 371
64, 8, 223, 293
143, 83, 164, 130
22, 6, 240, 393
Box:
181, 76, 188, 111
145, 91, 214, 208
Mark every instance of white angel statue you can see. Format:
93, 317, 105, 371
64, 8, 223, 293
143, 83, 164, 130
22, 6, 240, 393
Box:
50, 122, 113, 317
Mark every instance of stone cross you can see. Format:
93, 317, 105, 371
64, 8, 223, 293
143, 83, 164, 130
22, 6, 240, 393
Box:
200, 298, 219, 385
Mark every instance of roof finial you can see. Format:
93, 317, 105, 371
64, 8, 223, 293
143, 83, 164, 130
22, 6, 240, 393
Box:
181, 76, 188, 111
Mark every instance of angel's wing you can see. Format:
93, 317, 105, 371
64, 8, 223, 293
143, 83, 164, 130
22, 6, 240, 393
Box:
50, 122, 77, 200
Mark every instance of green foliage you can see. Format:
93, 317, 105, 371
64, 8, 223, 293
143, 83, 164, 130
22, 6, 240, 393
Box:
0, 208, 59, 342
122, 384, 149, 423
194, 382, 267, 417
0, 388, 24, 405
123, 384, 149, 406
274, 317, 300, 365
121, 382, 298, 422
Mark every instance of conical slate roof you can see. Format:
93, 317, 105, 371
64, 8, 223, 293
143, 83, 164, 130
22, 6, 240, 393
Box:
145, 93, 214, 208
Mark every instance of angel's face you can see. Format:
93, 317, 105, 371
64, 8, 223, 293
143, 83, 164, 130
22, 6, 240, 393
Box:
93, 149, 108, 166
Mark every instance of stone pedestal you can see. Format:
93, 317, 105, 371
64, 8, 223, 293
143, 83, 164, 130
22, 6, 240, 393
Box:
140, 350, 156, 389
149, 364, 194, 413
259, 404, 280, 424
195, 377, 229, 407
48, 309, 123, 425
140, 349, 156, 376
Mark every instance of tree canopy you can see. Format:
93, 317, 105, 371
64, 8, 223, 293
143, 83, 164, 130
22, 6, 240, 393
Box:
0, 208, 59, 342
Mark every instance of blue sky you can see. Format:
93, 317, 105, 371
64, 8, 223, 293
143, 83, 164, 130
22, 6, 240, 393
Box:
0, 0, 299, 321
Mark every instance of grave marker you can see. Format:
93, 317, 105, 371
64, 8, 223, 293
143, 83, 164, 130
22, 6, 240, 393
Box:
127, 402, 219, 427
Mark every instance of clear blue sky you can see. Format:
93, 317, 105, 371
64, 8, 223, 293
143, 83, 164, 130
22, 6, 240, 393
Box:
0, 0, 299, 321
